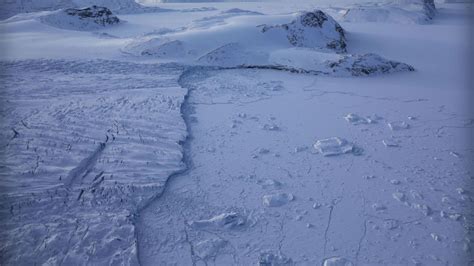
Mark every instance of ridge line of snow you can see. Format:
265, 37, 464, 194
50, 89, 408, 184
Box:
135, 66, 196, 264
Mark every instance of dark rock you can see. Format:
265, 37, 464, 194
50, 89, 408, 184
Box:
423, 0, 437, 19
329, 53, 415, 76
64, 6, 120, 26
261, 10, 346, 52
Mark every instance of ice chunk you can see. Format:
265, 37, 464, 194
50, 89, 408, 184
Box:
448, 213, 462, 221
258, 179, 282, 189
388, 121, 410, 131
194, 238, 227, 260
372, 203, 387, 211
392, 192, 407, 202
383, 139, 400, 147
390, 179, 401, 185
263, 193, 294, 207
450, 151, 461, 158
313, 137, 354, 156
383, 219, 400, 230
344, 113, 374, 125
412, 203, 431, 216
322, 257, 354, 266
259, 251, 293, 265
431, 233, 441, 241
294, 146, 308, 153
410, 190, 424, 200
189, 212, 246, 230
262, 124, 280, 131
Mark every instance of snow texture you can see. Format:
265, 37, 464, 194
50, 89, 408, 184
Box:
0, 59, 187, 264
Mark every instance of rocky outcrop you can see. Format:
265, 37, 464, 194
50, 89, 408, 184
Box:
64, 6, 120, 26
261, 10, 346, 52
328, 53, 415, 76
423, 0, 437, 19
40, 6, 121, 31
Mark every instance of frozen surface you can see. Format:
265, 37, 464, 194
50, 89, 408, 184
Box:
0, 0, 473, 265
0, 60, 187, 264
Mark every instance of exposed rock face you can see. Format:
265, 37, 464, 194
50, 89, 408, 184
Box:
261, 10, 346, 52
40, 6, 121, 31
397, 0, 436, 19
64, 6, 120, 26
329, 53, 415, 76
423, 0, 437, 19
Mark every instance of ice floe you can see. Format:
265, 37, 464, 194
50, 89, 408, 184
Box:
262, 193, 294, 207
383, 139, 400, 147
313, 137, 355, 156
344, 113, 376, 125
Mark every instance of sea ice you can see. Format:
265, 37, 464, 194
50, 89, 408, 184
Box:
262, 124, 281, 131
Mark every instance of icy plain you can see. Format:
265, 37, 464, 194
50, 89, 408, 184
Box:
0, 0, 473, 265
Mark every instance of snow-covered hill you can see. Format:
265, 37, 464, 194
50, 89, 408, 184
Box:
124, 9, 414, 76
39, 6, 122, 31
0, 0, 169, 20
